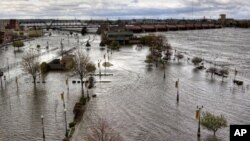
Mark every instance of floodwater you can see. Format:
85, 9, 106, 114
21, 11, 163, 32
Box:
0, 28, 250, 141
72, 28, 250, 141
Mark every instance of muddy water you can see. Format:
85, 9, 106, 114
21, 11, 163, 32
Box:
0, 28, 250, 141
72, 28, 250, 141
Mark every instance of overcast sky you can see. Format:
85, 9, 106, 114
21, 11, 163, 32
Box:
0, 0, 249, 19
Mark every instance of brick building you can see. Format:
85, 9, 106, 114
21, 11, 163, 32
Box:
5, 19, 19, 30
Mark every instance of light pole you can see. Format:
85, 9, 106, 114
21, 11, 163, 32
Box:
197, 105, 203, 138
64, 108, 68, 137
98, 60, 102, 80
175, 79, 179, 102
61, 38, 64, 57
46, 41, 49, 49
77, 36, 79, 48
163, 61, 166, 79
67, 34, 69, 47
7, 58, 9, 79
41, 115, 45, 141
0, 71, 3, 87
104, 54, 106, 75
4, 75, 6, 88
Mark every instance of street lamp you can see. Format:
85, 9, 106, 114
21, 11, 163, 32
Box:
98, 60, 102, 80
41, 115, 45, 141
197, 105, 203, 137
60, 38, 64, 57
175, 79, 179, 102
163, 60, 166, 79
104, 54, 107, 75
64, 108, 68, 137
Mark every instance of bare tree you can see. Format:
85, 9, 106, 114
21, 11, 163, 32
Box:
175, 53, 184, 63
219, 68, 229, 82
87, 119, 124, 141
73, 49, 96, 97
207, 67, 218, 79
21, 50, 40, 85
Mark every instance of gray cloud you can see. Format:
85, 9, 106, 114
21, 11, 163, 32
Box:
0, 0, 249, 19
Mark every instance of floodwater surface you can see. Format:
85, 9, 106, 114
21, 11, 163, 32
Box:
0, 28, 250, 141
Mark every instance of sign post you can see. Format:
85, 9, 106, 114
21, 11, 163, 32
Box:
0, 71, 3, 87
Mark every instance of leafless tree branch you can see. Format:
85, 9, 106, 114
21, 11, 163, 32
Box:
21, 50, 40, 85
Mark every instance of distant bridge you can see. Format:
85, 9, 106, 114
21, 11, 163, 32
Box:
19, 19, 99, 33
19, 19, 86, 29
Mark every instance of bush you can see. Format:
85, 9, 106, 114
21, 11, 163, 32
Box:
140, 34, 155, 45
29, 30, 42, 38
73, 102, 82, 114
201, 112, 227, 136
13, 40, 24, 48
140, 34, 166, 48
69, 122, 76, 128
99, 41, 106, 47
80, 96, 87, 105
40, 62, 49, 74
102, 62, 113, 67
86, 63, 96, 72
192, 57, 203, 65
175, 53, 184, 62
219, 68, 229, 76
145, 53, 154, 64
207, 67, 218, 78
73, 102, 83, 122
68, 127, 75, 138
19, 31, 24, 36
62, 137, 70, 141
108, 41, 120, 50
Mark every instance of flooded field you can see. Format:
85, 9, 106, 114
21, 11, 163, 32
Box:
0, 28, 250, 141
